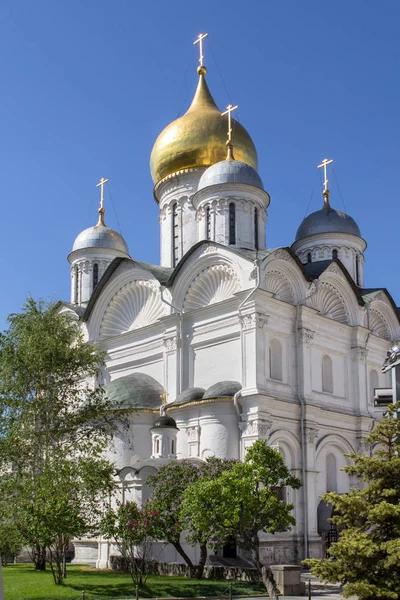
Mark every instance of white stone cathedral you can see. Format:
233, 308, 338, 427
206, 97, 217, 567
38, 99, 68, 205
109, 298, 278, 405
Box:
63, 56, 399, 568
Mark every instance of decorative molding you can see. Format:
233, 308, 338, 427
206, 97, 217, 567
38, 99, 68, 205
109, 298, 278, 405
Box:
352, 346, 368, 362
239, 312, 269, 330
264, 270, 294, 304
184, 264, 241, 311
186, 426, 200, 442
100, 280, 167, 338
299, 327, 315, 344
164, 335, 178, 351
308, 282, 349, 324
272, 249, 292, 262
193, 315, 239, 335
306, 427, 319, 444
357, 439, 371, 454
202, 245, 218, 255
368, 308, 390, 340
326, 262, 342, 276
240, 419, 273, 437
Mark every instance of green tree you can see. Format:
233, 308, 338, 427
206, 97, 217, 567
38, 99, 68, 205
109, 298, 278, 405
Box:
101, 501, 159, 586
0, 520, 23, 566
306, 408, 400, 600
147, 458, 236, 578
0, 298, 129, 583
181, 441, 302, 598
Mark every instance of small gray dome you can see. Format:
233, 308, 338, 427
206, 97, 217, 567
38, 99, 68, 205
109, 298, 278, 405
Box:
296, 208, 361, 241
203, 381, 242, 399
106, 373, 163, 410
171, 387, 206, 406
72, 224, 129, 254
198, 159, 263, 191
152, 415, 178, 429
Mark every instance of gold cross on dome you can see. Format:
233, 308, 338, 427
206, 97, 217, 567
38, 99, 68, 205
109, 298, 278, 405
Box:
160, 390, 168, 405
96, 177, 109, 211
194, 33, 208, 67
221, 104, 238, 145
317, 159, 333, 193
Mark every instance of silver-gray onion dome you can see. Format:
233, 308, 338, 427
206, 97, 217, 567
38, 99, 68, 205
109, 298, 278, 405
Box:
295, 208, 361, 241
198, 159, 263, 191
72, 224, 129, 254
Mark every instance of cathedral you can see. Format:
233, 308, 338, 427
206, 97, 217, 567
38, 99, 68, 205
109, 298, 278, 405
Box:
62, 42, 399, 568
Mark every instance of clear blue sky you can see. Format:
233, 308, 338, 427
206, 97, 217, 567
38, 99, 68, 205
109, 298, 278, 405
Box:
0, 0, 399, 329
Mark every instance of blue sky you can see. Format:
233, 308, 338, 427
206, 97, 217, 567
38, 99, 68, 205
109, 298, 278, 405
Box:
0, 0, 399, 329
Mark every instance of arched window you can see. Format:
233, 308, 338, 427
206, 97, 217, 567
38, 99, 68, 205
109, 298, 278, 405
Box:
229, 203, 236, 245
206, 206, 211, 240
269, 339, 283, 381
326, 453, 337, 492
254, 208, 259, 250
307, 252, 312, 264
93, 263, 99, 290
74, 266, 79, 304
332, 249, 338, 260
370, 369, 379, 404
355, 254, 360, 286
172, 203, 179, 267
322, 355, 333, 393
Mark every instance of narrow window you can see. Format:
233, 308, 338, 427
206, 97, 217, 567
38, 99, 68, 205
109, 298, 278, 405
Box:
172, 203, 179, 267
326, 453, 337, 492
206, 206, 211, 241
307, 252, 312, 264
355, 254, 360, 286
74, 266, 79, 304
370, 369, 379, 403
269, 339, 283, 381
322, 355, 333, 393
332, 249, 338, 260
171, 439, 175, 455
229, 203, 236, 245
156, 439, 160, 454
93, 263, 99, 290
254, 208, 259, 250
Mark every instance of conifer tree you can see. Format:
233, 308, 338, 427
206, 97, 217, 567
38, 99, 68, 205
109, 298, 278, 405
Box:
307, 407, 400, 600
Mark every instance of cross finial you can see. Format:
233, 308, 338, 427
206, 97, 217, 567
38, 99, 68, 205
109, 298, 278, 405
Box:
194, 33, 208, 70
160, 390, 168, 415
96, 177, 109, 226
317, 159, 333, 209
221, 104, 238, 159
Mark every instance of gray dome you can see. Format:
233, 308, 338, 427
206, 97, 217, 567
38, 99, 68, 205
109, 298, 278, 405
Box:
203, 381, 242, 399
106, 373, 163, 410
152, 415, 178, 429
72, 224, 129, 254
296, 208, 361, 241
171, 387, 205, 406
198, 159, 263, 191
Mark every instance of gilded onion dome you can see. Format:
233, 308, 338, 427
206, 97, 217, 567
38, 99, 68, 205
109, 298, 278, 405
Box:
150, 66, 258, 186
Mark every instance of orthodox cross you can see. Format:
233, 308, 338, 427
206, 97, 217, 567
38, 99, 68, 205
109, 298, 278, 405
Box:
194, 33, 208, 67
317, 158, 333, 193
221, 104, 238, 144
96, 177, 109, 211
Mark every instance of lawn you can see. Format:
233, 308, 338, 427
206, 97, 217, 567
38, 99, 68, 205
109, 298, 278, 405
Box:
2, 564, 267, 600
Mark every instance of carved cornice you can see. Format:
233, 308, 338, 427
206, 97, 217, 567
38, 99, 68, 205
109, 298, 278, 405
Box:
239, 312, 269, 330
164, 335, 178, 351
306, 427, 319, 444
299, 327, 315, 344
352, 346, 368, 362
240, 419, 273, 438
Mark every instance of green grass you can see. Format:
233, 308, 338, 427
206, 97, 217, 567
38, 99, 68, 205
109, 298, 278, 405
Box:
2, 564, 267, 600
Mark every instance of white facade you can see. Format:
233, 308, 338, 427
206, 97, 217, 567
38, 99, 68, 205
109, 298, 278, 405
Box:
64, 64, 399, 569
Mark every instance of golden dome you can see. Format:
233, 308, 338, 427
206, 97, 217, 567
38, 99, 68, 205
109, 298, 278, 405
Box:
150, 66, 258, 186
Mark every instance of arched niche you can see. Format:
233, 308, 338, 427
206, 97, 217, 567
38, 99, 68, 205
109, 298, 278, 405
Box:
183, 264, 241, 311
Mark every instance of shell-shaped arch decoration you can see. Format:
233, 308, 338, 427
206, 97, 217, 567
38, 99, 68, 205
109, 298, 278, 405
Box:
264, 270, 294, 304
184, 264, 241, 311
368, 309, 390, 340
100, 280, 167, 339
308, 282, 349, 324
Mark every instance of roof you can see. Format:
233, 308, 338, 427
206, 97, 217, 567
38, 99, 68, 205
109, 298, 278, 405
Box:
198, 159, 263, 191
151, 415, 179, 429
106, 373, 163, 410
296, 207, 361, 241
